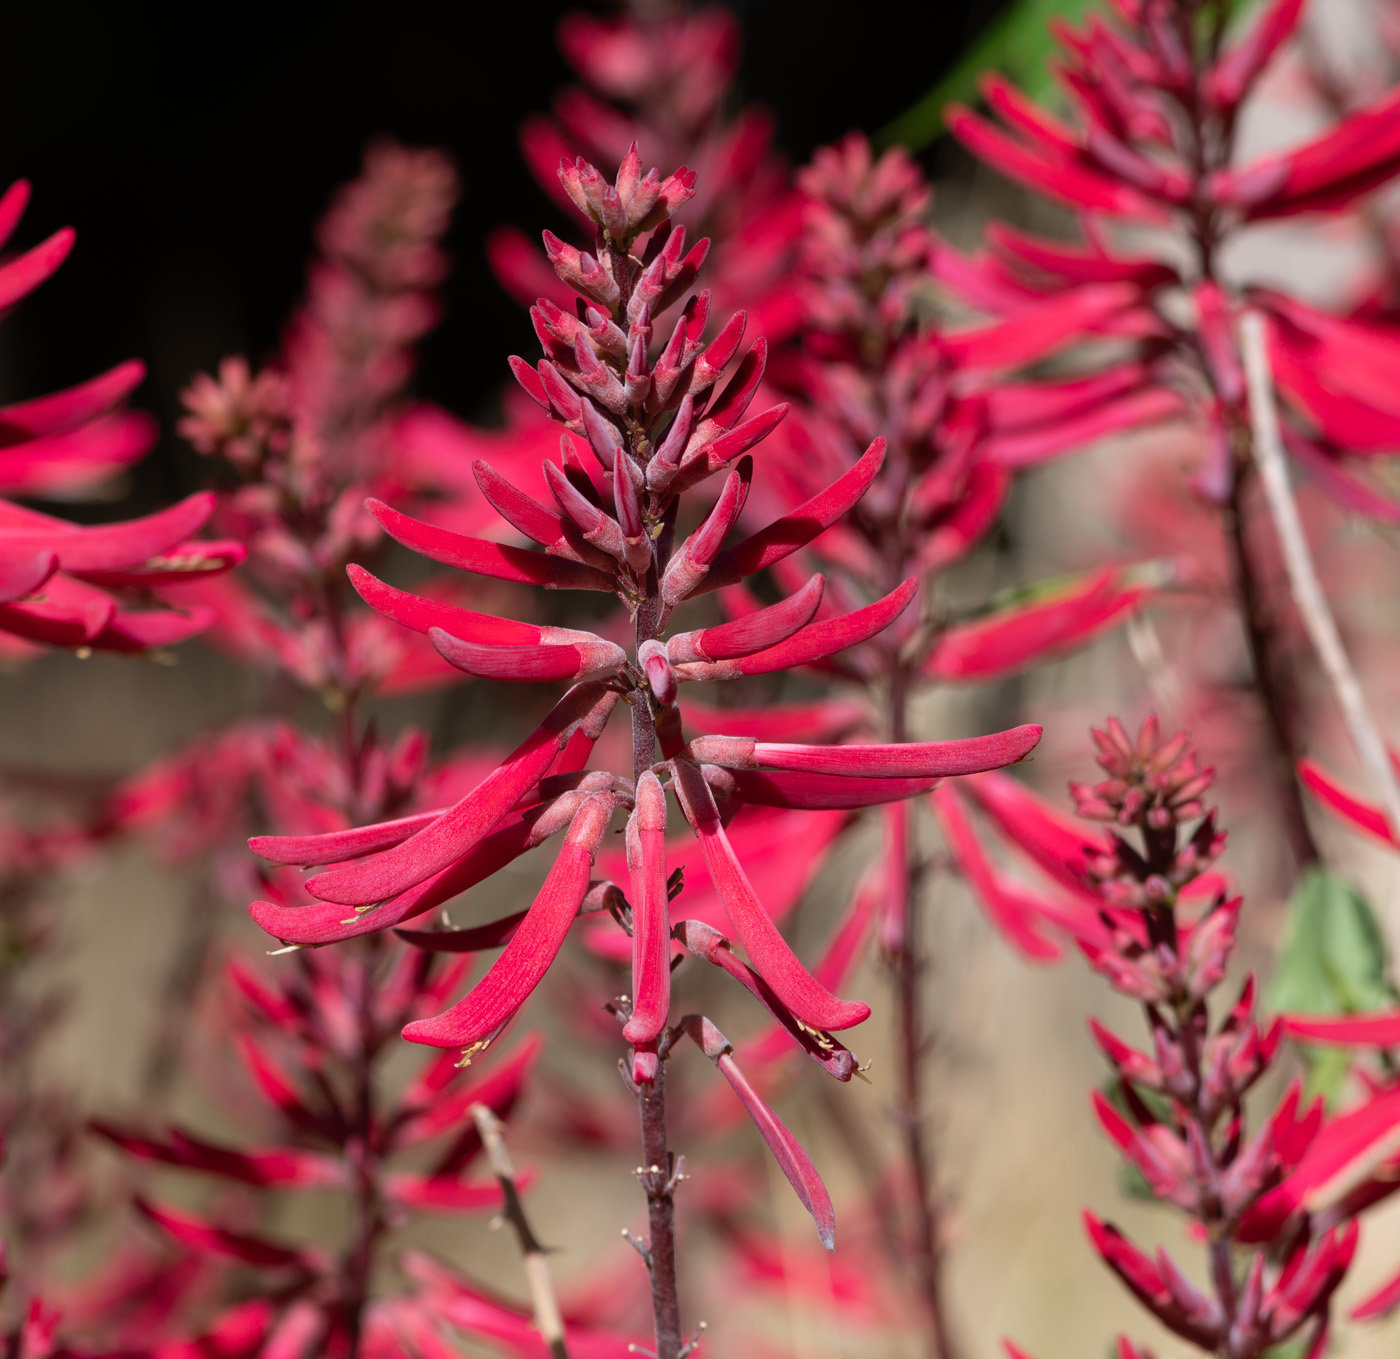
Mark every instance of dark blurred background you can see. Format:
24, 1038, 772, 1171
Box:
0, 0, 995, 512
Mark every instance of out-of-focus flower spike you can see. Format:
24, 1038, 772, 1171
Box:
696, 438, 887, 594
925, 567, 1151, 681
671, 760, 870, 1032
982, 387, 1185, 469
945, 104, 1164, 218
675, 920, 858, 1081
622, 771, 670, 1052
1281, 1010, 1400, 1046
1298, 756, 1398, 848
367, 498, 616, 592
943, 283, 1137, 369
1194, 283, 1244, 407
0, 179, 30, 249
659, 459, 751, 608
304, 682, 617, 906
666, 574, 825, 663
402, 793, 614, 1048
1202, 0, 1306, 110
1084, 1212, 1171, 1310
679, 1013, 837, 1249
1351, 1260, 1400, 1320
429, 627, 626, 683
1208, 87, 1400, 218
677, 578, 917, 679
0, 359, 144, 437
931, 784, 1064, 960
690, 724, 1042, 778
0, 227, 74, 310
135, 1196, 321, 1270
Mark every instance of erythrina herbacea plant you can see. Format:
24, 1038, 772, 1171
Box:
941, 0, 1400, 872
246, 148, 1043, 1359
760, 130, 1172, 1358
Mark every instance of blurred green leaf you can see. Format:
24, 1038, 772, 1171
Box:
1266, 866, 1395, 1103
878, 0, 1258, 153
877, 0, 1099, 152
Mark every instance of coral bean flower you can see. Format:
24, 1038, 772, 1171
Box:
250, 149, 1041, 1072
0, 180, 242, 653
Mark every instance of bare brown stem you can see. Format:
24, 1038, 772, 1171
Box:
472, 1103, 570, 1359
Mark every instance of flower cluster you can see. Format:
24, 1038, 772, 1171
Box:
88, 942, 545, 1356
495, 2, 798, 338
0, 181, 241, 656
1017, 718, 1355, 1359
943, 0, 1400, 864
247, 147, 1041, 1356
176, 142, 465, 699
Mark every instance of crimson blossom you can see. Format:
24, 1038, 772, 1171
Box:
0, 181, 241, 656
943, 0, 1400, 870
248, 148, 1041, 1359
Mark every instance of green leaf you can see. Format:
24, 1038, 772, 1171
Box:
877, 0, 1263, 154
1266, 866, 1395, 1103
877, 0, 1099, 152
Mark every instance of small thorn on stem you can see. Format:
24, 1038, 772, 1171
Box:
678, 1321, 708, 1358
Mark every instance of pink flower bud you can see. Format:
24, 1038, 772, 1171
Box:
638, 639, 677, 707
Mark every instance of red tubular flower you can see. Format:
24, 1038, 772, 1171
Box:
0, 182, 240, 655
678, 1014, 836, 1250
623, 770, 671, 1050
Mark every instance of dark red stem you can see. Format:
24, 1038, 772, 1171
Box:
888, 662, 960, 1359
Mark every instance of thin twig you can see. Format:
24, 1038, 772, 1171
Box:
1240, 311, 1400, 841
471, 1102, 571, 1359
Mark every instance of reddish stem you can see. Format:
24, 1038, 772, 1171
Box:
887, 663, 960, 1359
